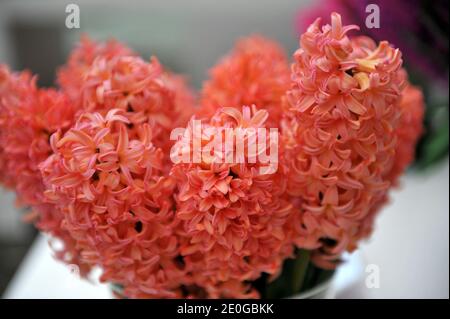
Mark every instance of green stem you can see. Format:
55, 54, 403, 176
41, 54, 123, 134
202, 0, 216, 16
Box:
292, 249, 310, 294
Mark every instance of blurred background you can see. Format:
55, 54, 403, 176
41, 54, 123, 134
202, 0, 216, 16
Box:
0, 0, 448, 298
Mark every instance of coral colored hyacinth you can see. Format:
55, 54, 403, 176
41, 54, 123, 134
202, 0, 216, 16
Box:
57, 36, 136, 103
295, 0, 449, 86
171, 106, 294, 298
40, 109, 184, 298
388, 82, 425, 185
200, 36, 290, 128
69, 54, 194, 157
281, 13, 408, 268
0, 65, 89, 273
1, 66, 36, 189
58, 37, 195, 160
353, 81, 425, 247
0, 64, 76, 206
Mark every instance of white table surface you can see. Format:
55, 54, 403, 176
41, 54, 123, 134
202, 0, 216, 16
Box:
3, 160, 449, 299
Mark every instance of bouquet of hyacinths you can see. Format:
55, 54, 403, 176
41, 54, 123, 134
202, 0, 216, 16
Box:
0, 13, 424, 298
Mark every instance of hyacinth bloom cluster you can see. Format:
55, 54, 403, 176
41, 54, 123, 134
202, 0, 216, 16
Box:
281, 13, 422, 268
200, 36, 291, 128
59, 37, 194, 159
40, 109, 186, 298
295, 0, 449, 87
0, 64, 91, 272
0, 38, 196, 294
0, 13, 424, 298
171, 106, 294, 297
388, 83, 425, 185
57, 37, 136, 103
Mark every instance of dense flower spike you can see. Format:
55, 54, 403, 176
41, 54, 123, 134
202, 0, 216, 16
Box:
200, 36, 290, 128
281, 13, 407, 267
0, 65, 36, 189
0, 65, 89, 273
351, 81, 425, 249
171, 106, 294, 298
388, 82, 425, 185
57, 36, 136, 103
58, 37, 195, 159
40, 109, 185, 298
73, 54, 194, 157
